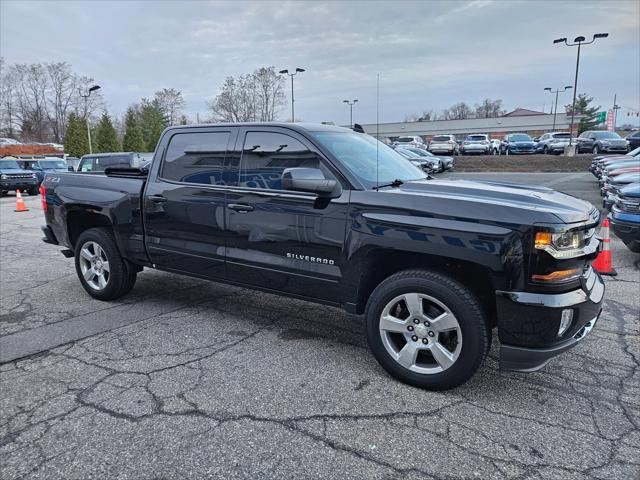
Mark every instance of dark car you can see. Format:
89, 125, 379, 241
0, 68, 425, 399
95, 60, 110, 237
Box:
40, 122, 604, 390
18, 158, 69, 185
77, 152, 150, 173
500, 133, 537, 155
0, 158, 39, 195
395, 147, 437, 174
625, 131, 640, 151
576, 131, 629, 154
610, 182, 640, 252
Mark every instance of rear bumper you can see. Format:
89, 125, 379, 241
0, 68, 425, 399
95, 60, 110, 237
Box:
41, 225, 59, 245
496, 267, 605, 372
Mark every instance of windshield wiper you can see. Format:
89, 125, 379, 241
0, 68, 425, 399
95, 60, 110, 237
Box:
374, 179, 404, 190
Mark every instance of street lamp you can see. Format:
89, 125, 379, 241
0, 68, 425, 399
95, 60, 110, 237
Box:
78, 84, 101, 153
544, 86, 572, 131
343, 99, 358, 127
279, 68, 305, 122
553, 33, 608, 150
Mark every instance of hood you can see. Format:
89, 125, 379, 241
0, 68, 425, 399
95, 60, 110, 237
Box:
620, 183, 640, 198
0, 168, 36, 174
388, 178, 596, 225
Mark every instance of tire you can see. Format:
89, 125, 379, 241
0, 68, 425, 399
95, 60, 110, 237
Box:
364, 269, 490, 390
74, 227, 137, 301
505, 148, 510, 156
543, 145, 549, 154
28, 186, 39, 196
593, 145, 599, 154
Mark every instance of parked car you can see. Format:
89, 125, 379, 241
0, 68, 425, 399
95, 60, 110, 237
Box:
592, 155, 640, 179
601, 172, 640, 204
395, 147, 438, 174
490, 139, 500, 155
17, 157, 69, 185
609, 182, 640, 252
398, 146, 453, 171
0, 157, 39, 195
40, 122, 604, 390
77, 152, 150, 172
576, 131, 629, 154
65, 157, 81, 172
625, 131, 640, 151
393, 136, 426, 149
0, 137, 22, 146
460, 134, 491, 155
499, 133, 536, 155
428, 135, 458, 155
536, 132, 573, 155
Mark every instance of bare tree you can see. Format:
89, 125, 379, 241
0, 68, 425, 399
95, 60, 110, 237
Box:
208, 67, 285, 122
474, 98, 505, 118
73, 75, 105, 126
0, 60, 20, 137
154, 88, 185, 126
45, 62, 78, 142
14, 63, 50, 141
442, 102, 472, 120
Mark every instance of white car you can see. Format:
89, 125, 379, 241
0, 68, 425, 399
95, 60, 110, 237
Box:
428, 134, 458, 155
536, 132, 573, 155
393, 136, 427, 150
490, 139, 500, 155
460, 134, 491, 155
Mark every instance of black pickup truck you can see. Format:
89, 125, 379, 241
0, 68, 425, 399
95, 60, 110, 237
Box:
40, 123, 605, 389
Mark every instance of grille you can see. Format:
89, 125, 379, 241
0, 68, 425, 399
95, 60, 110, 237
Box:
617, 196, 640, 214
4, 174, 34, 179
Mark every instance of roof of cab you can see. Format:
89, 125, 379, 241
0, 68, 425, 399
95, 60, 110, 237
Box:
164, 122, 353, 135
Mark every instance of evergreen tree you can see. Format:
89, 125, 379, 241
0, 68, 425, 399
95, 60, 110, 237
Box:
94, 112, 120, 153
122, 107, 145, 152
139, 99, 167, 151
63, 113, 90, 158
566, 93, 600, 134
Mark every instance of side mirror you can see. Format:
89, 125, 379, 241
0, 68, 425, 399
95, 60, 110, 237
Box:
68, 166, 75, 172
282, 168, 341, 197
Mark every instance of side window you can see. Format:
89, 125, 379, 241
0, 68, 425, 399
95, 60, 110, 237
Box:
80, 158, 94, 172
161, 131, 230, 185
239, 131, 330, 190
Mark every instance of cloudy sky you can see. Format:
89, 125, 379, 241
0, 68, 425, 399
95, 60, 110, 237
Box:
1, 0, 639, 126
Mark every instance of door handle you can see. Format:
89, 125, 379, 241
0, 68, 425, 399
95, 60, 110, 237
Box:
228, 203, 254, 213
149, 195, 167, 203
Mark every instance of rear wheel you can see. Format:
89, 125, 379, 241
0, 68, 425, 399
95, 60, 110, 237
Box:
365, 269, 489, 390
543, 145, 549, 154
593, 145, 599, 154
74, 227, 137, 301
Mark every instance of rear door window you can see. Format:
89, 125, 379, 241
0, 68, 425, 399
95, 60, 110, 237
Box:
161, 131, 231, 185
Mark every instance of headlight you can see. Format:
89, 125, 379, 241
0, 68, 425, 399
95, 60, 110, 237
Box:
535, 230, 586, 258
30, 173, 37, 178
0, 174, 6, 180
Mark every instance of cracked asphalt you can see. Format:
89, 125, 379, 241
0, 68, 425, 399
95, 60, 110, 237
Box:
1, 172, 639, 480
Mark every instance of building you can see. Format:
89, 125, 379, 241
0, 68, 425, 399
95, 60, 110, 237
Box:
358, 109, 583, 141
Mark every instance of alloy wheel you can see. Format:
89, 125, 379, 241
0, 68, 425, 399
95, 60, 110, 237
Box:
78, 241, 110, 290
379, 293, 462, 374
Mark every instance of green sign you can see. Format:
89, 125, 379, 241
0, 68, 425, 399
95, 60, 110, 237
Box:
596, 111, 607, 123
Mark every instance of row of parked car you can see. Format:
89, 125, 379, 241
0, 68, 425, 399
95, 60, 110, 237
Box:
592, 147, 640, 252
0, 152, 152, 195
392, 129, 640, 156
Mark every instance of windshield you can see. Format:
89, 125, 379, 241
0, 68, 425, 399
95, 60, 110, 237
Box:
509, 134, 532, 142
0, 160, 21, 169
39, 160, 66, 169
594, 131, 622, 139
467, 135, 486, 141
552, 133, 571, 139
313, 131, 426, 189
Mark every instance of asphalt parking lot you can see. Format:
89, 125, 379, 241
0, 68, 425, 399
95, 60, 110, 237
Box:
1, 173, 639, 480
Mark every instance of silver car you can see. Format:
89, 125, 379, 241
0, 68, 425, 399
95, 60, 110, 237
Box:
536, 132, 573, 155
460, 134, 491, 155
428, 134, 458, 155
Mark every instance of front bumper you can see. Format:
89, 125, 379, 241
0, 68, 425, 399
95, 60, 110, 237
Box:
496, 267, 605, 372
1, 178, 38, 191
610, 213, 640, 252
600, 145, 628, 153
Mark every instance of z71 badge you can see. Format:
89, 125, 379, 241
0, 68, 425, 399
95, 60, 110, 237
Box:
286, 253, 335, 265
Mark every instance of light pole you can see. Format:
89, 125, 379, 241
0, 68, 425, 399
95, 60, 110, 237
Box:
78, 84, 101, 153
544, 86, 572, 131
553, 33, 608, 149
343, 99, 358, 127
279, 68, 305, 122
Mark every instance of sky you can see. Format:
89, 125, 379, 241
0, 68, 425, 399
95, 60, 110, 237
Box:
1, 0, 639, 126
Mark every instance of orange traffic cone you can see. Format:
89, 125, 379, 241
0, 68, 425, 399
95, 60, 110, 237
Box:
592, 218, 617, 276
14, 190, 29, 212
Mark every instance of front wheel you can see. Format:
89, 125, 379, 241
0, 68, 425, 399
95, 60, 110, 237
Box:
593, 145, 599, 154
74, 227, 137, 301
543, 145, 549, 154
365, 270, 489, 390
